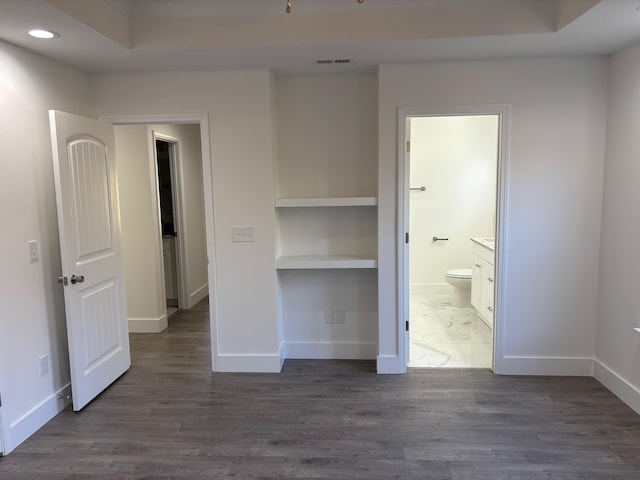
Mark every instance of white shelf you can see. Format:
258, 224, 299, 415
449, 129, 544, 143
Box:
275, 196, 377, 208
276, 255, 377, 270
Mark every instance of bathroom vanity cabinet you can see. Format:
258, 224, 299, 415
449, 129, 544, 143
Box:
471, 238, 495, 329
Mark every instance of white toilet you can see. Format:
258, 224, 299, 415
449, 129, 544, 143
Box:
445, 268, 472, 307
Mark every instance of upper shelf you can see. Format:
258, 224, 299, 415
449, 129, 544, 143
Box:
276, 255, 377, 270
275, 196, 378, 208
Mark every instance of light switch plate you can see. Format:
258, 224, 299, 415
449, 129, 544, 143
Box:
232, 227, 255, 242
28, 240, 39, 263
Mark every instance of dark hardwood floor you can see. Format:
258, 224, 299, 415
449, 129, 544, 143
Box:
2, 298, 640, 479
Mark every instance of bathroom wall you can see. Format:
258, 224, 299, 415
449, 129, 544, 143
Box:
409, 115, 498, 293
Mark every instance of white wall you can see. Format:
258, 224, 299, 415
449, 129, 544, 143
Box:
410, 115, 497, 289
114, 125, 166, 332
595, 41, 640, 413
115, 123, 208, 333
115, 124, 208, 332
275, 73, 378, 359
0, 40, 89, 453
276, 73, 378, 198
153, 124, 208, 309
90, 70, 281, 372
378, 57, 608, 374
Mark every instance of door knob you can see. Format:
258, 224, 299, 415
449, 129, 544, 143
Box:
70, 274, 85, 284
57, 276, 68, 286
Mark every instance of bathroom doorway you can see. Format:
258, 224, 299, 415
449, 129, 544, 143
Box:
398, 106, 509, 370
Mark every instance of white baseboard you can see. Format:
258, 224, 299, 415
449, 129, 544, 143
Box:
376, 354, 406, 374
410, 283, 451, 296
285, 342, 376, 360
215, 353, 283, 373
128, 315, 168, 333
495, 355, 594, 376
593, 359, 640, 415
187, 283, 208, 309
5, 383, 71, 454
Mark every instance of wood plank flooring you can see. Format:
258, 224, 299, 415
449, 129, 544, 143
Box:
1, 298, 640, 479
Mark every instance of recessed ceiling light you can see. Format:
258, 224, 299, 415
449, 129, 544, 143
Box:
27, 29, 60, 39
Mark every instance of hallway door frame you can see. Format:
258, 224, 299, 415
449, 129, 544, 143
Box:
152, 132, 188, 310
99, 113, 220, 371
397, 104, 511, 373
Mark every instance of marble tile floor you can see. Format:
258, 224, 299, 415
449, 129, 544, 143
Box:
409, 294, 493, 369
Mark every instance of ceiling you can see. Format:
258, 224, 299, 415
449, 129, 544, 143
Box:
1, 0, 639, 74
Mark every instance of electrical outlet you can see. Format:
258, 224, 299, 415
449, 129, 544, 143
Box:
334, 310, 346, 324
28, 240, 39, 263
324, 311, 334, 324
39, 354, 49, 376
232, 227, 255, 242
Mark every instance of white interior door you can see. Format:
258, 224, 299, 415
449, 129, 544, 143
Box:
49, 110, 130, 411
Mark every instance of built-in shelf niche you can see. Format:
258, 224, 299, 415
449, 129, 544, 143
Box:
275, 196, 378, 208
274, 72, 379, 360
276, 203, 377, 270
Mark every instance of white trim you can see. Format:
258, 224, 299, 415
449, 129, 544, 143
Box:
285, 342, 377, 359
148, 131, 172, 320
0, 405, 5, 456
396, 104, 510, 374
153, 132, 190, 311
188, 283, 209, 309
275, 197, 378, 207
215, 353, 284, 373
5, 384, 71, 454
593, 359, 640, 415
128, 315, 168, 333
276, 255, 377, 269
497, 356, 594, 376
377, 355, 404, 374
98, 113, 220, 372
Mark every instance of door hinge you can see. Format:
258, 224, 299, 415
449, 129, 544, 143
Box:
406, 140, 410, 153
405, 232, 409, 244
405, 320, 409, 332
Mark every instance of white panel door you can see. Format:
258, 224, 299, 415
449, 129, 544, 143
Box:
49, 111, 130, 411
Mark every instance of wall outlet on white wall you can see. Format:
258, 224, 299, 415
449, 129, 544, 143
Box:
232, 227, 255, 242
324, 311, 334, 324
39, 354, 48, 376
334, 310, 346, 324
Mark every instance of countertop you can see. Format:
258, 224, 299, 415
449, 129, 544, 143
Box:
471, 237, 495, 251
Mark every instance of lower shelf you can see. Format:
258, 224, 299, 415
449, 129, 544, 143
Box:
276, 255, 377, 270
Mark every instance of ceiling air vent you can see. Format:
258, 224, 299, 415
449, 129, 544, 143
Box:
315, 59, 353, 65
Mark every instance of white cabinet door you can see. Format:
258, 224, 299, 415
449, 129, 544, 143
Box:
49, 110, 131, 411
485, 267, 495, 328
471, 260, 483, 311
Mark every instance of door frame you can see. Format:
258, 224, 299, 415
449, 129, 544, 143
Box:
152, 132, 189, 310
397, 104, 510, 373
0, 399, 5, 455
99, 113, 220, 371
